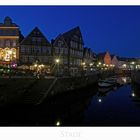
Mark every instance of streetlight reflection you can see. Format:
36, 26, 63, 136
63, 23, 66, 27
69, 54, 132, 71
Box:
98, 98, 102, 103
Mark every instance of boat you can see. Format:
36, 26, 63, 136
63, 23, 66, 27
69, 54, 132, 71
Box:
98, 82, 114, 87
98, 78, 117, 88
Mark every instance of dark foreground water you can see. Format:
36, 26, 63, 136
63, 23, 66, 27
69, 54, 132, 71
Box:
0, 77, 140, 126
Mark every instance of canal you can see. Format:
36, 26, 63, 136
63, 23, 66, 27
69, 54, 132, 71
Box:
0, 77, 140, 126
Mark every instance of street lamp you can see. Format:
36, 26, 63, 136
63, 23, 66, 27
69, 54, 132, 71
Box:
82, 62, 85, 66
55, 59, 60, 76
90, 63, 93, 66
130, 61, 136, 70
34, 64, 37, 68
55, 59, 60, 63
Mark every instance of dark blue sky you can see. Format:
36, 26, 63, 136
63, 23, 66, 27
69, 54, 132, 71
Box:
0, 6, 140, 57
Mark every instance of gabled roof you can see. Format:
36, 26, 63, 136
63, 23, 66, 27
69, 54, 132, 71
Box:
62, 26, 84, 44
20, 27, 50, 46
52, 34, 68, 47
0, 16, 19, 27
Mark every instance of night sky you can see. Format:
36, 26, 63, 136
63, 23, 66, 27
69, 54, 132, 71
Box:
0, 6, 140, 57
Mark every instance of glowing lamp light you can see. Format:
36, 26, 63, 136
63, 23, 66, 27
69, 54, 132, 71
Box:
122, 77, 127, 83
56, 121, 60, 126
39, 65, 42, 68
123, 64, 127, 68
90, 63, 93, 66
131, 62, 135, 65
98, 99, 102, 103
41, 64, 44, 67
82, 62, 85, 65
55, 59, 60, 63
132, 93, 135, 97
98, 62, 101, 65
34, 64, 37, 67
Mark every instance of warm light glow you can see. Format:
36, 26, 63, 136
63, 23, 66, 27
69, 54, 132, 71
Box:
122, 77, 127, 83
0, 48, 16, 62
122, 64, 127, 68
90, 63, 93, 66
56, 121, 60, 126
98, 62, 101, 65
82, 62, 85, 65
103, 64, 106, 66
34, 64, 37, 67
131, 61, 135, 65
55, 59, 60, 63
0, 36, 19, 39
41, 64, 44, 67
38, 65, 41, 68
132, 93, 135, 97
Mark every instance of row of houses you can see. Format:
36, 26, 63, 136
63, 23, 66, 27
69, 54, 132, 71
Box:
97, 51, 139, 70
0, 16, 96, 76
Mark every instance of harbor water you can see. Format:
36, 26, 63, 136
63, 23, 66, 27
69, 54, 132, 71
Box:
0, 77, 140, 126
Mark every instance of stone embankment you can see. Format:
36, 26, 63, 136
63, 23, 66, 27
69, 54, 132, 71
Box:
0, 74, 98, 106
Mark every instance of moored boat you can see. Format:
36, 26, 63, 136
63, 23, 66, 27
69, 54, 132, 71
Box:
98, 78, 117, 87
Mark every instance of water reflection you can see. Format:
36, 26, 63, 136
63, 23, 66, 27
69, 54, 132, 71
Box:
130, 84, 140, 107
98, 98, 102, 103
0, 76, 140, 126
117, 77, 131, 85
0, 85, 98, 126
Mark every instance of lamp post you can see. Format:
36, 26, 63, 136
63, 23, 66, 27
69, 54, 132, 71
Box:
131, 61, 135, 71
81, 62, 86, 76
55, 59, 60, 77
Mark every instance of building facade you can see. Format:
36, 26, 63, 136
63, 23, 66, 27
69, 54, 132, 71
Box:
51, 34, 69, 75
83, 47, 96, 73
20, 27, 52, 72
0, 17, 96, 76
62, 26, 84, 76
104, 51, 112, 65
111, 55, 119, 67
0, 16, 21, 66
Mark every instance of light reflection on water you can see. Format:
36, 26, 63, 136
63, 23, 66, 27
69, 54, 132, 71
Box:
84, 77, 140, 126
0, 76, 140, 126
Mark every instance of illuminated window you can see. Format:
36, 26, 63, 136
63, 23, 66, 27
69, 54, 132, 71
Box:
0, 48, 17, 62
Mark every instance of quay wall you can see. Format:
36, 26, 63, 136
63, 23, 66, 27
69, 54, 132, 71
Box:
0, 74, 98, 105
49, 74, 98, 96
